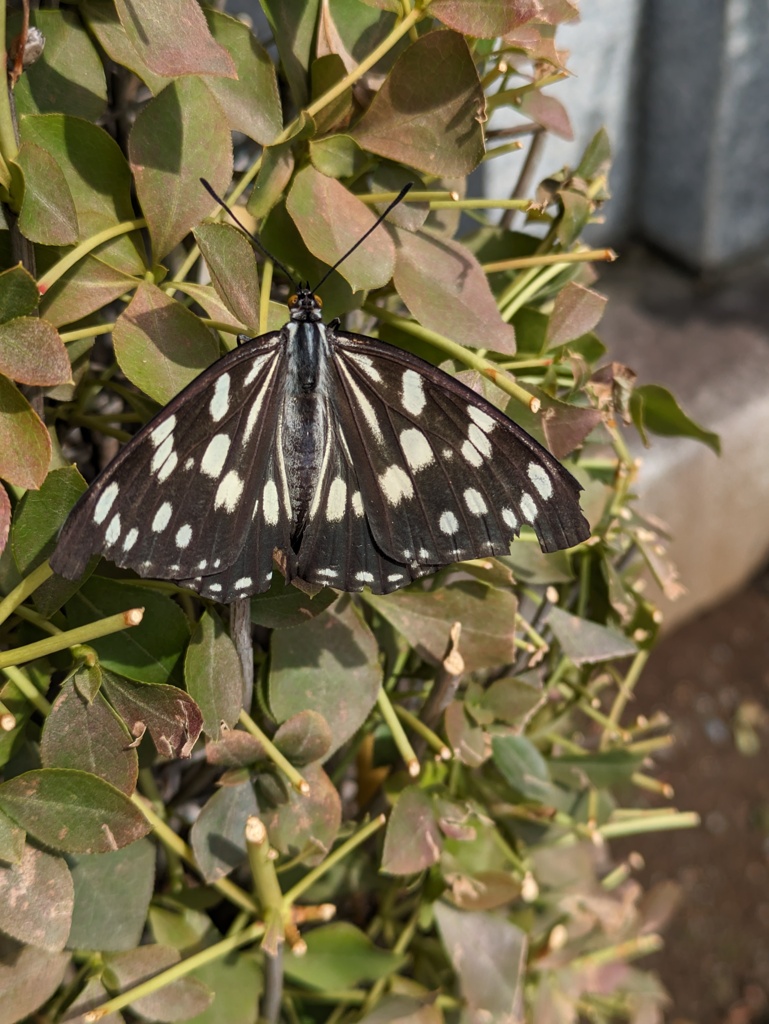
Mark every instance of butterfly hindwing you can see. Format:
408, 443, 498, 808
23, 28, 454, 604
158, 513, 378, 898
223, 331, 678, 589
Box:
51, 333, 291, 600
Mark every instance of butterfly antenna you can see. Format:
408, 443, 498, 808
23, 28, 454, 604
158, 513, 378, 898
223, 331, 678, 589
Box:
312, 182, 413, 293
199, 178, 297, 287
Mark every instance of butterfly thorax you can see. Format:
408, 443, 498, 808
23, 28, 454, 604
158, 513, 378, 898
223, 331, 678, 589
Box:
282, 318, 331, 546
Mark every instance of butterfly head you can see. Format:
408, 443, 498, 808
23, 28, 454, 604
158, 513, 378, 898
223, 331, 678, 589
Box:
288, 287, 324, 323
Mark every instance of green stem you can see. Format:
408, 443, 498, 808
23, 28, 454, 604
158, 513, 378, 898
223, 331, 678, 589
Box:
0, 607, 144, 669
500, 262, 569, 322
59, 324, 116, 343
0, 665, 52, 716
0, 560, 54, 626
356, 190, 458, 204
260, 260, 273, 334
0, 3, 19, 167
37, 219, 146, 294
597, 811, 700, 840
239, 708, 309, 795
393, 703, 451, 760
377, 688, 420, 776
483, 248, 616, 274
282, 815, 385, 907
364, 304, 537, 411
84, 920, 267, 1021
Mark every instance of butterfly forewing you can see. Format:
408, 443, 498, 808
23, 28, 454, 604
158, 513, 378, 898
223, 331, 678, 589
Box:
51, 333, 291, 600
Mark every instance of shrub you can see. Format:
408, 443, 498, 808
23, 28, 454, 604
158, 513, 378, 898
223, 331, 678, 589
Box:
0, 3, 714, 1022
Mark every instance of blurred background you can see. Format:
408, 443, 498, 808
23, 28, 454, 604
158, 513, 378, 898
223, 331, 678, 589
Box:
481, 3, 769, 1021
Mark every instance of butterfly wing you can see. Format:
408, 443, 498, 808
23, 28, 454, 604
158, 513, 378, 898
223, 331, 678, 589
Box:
51, 332, 292, 601
289, 327, 589, 594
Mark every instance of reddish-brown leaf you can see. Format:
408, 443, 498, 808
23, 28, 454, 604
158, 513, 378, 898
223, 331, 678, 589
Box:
432, 0, 541, 36
0, 317, 72, 386
287, 166, 395, 291
546, 282, 607, 346
517, 90, 573, 139
382, 787, 443, 875
113, 0, 236, 78
0, 483, 10, 558
393, 227, 516, 354
352, 31, 485, 177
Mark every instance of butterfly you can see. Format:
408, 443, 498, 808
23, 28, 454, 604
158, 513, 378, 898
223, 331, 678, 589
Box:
50, 190, 590, 601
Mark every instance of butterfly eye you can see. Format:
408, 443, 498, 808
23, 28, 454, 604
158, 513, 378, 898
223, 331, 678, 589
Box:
288, 294, 298, 307
313, 295, 323, 307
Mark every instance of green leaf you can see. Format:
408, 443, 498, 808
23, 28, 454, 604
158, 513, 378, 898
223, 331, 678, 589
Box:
261, 763, 341, 864
270, 596, 381, 758
0, 317, 71, 386
20, 114, 146, 275
129, 78, 233, 260
550, 749, 643, 789
185, 610, 243, 740
41, 680, 138, 796
283, 923, 406, 990
203, 10, 283, 145
366, 582, 518, 673
0, 374, 51, 490
112, 0, 236, 79
352, 31, 485, 177
287, 166, 395, 291
575, 127, 612, 180
0, 265, 39, 324
630, 384, 720, 454
66, 839, 156, 953
12, 465, 90, 616
194, 222, 260, 333
0, 768, 151, 854
247, 143, 296, 221
0, 844, 74, 951
260, 0, 320, 109
0, 935, 69, 1024
15, 141, 78, 246
80, 0, 170, 94
491, 734, 557, 803
273, 710, 333, 766
0, 807, 25, 864
434, 903, 526, 1022
189, 783, 259, 882
40, 256, 139, 329
0, 483, 10, 560
547, 606, 637, 664
392, 227, 516, 354
309, 135, 367, 179
382, 786, 443, 875
445, 700, 489, 767
113, 281, 219, 404
101, 671, 203, 758
103, 944, 213, 1022
64, 578, 190, 684
11, 9, 107, 122
475, 676, 542, 725
250, 575, 337, 629
431, 0, 540, 36
185, 955, 263, 1024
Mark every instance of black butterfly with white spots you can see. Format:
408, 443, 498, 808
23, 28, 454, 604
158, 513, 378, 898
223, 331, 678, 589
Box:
51, 188, 590, 600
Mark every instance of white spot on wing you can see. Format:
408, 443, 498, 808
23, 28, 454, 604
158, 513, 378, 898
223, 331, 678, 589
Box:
401, 369, 426, 415
502, 507, 518, 530
150, 416, 176, 447
184, 457, 194, 470
528, 461, 553, 499
235, 577, 252, 590
356, 571, 374, 582
418, 547, 430, 559
326, 477, 347, 522
464, 488, 488, 516
388, 573, 404, 582
400, 428, 433, 471
215, 471, 244, 512
123, 528, 138, 552
350, 353, 382, 383
520, 492, 538, 522
316, 568, 338, 578
209, 373, 231, 421
156, 451, 178, 482
209, 583, 222, 593
243, 352, 271, 387
243, 359, 278, 444
338, 363, 382, 440
439, 510, 459, 535
105, 514, 121, 545
153, 502, 172, 532
468, 422, 492, 457
198, 560, 207, 570
352, 491, 363, 516
380, 464, 414, 505
176, 524, 192, 548
263, 480, 279, 525
151, 434, 174, 475
461, 440, 483, 467
468, 406, 496, 433
201, 434, 231, 478
94, 482, 119, 525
